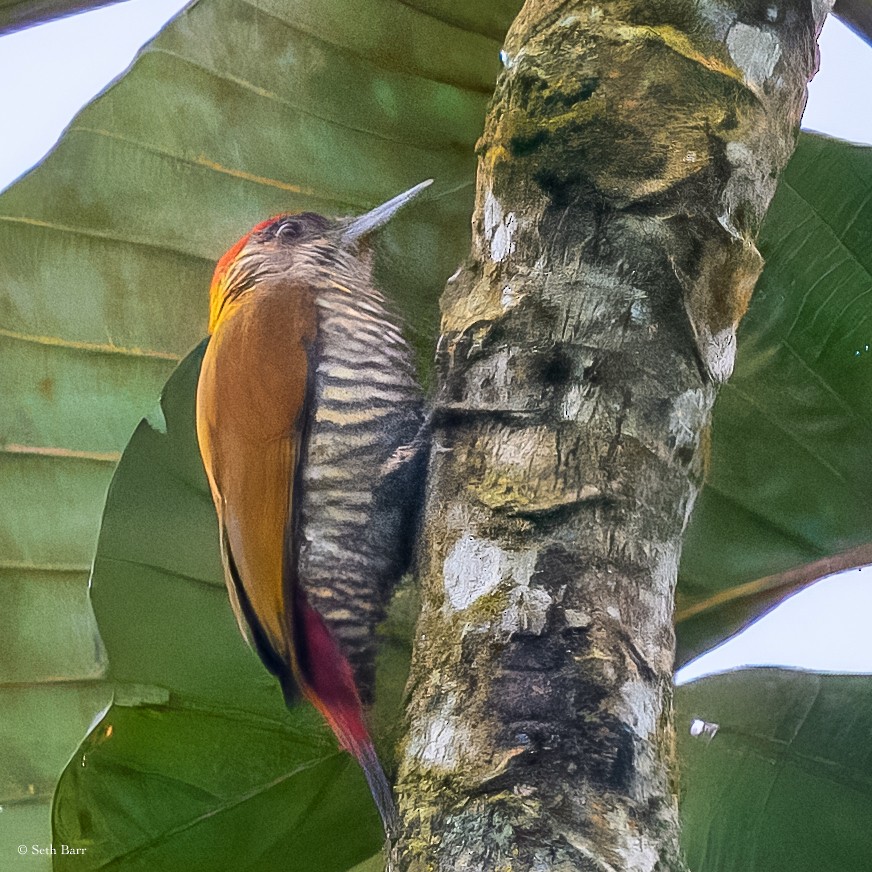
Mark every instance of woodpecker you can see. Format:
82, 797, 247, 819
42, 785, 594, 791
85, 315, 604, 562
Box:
195, 181, 431, 833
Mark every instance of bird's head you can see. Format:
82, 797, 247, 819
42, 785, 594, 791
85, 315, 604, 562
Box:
208, 179, 432, 333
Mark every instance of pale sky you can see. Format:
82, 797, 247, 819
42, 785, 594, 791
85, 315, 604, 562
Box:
0, 3, 870, 681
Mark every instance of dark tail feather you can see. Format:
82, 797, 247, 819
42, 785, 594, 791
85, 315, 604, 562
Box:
294, 590, 398, 835
358, 741, 399, 836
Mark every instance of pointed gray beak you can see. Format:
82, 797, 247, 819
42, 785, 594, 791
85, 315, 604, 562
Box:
341, 179, 433, 243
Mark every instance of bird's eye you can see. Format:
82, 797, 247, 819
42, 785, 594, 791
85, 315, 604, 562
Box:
276, 220, 302, 241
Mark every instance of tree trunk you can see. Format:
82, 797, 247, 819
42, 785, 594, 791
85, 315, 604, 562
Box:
394, 1, 831, 869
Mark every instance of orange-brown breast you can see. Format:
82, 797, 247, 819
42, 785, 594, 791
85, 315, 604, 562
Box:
196, 280, 316, 663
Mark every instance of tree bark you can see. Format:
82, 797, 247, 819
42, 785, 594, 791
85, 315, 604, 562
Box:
394, 2, 831, 869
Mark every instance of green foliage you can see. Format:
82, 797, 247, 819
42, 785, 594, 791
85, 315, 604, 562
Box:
54, 705, 381, 871
677, 669, 872, 872
677, 135, 872, 664
0, 0, 516, 865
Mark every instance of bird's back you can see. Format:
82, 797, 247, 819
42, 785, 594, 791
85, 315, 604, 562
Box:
299, 278, 425, 699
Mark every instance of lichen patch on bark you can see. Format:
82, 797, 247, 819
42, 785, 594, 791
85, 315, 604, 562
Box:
406, 692, 469, 772
727, 22, 783, 86
484, 189, 518, 263
443, 536, 506, 610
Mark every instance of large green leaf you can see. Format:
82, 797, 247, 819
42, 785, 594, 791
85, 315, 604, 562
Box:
0, 0, 519, 866
677, 668, 872, 871
52, 343, 388, 870
54, 701, 381, 872
0, 0, 516, 863
676, 134, 872, 665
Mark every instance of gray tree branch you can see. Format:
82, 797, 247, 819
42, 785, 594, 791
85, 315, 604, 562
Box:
394, 2, 832, 869
834, 0, 872, 46
0, 0, 123, 36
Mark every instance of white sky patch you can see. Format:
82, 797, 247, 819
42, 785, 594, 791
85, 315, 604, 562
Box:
0, 0, 190, 192
804, 17, 872, 146
678, 568, 872, 683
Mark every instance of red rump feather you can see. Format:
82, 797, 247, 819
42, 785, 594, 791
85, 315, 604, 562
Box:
295, 590, 398, 832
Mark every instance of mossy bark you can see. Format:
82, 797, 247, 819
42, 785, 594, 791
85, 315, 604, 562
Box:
394, 2, 831, 869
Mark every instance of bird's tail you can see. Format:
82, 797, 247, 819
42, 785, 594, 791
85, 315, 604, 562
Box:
293, 590, 399, 835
